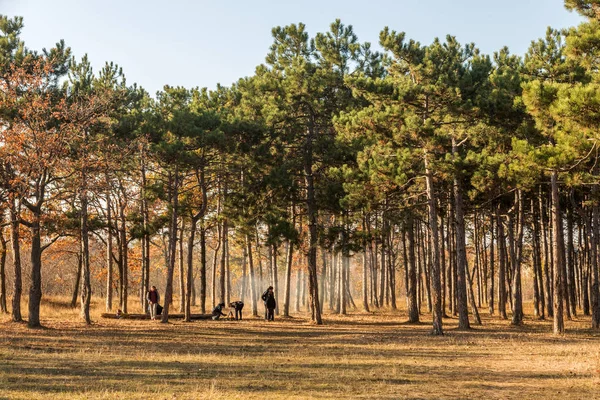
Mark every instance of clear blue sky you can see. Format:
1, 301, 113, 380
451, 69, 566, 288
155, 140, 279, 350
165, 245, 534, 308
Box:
2, 0, 583, 95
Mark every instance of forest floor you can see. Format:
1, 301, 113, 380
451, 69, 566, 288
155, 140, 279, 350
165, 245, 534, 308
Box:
1, 298, 599, 399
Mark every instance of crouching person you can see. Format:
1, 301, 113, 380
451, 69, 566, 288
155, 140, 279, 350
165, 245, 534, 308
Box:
212, 302, 226, 320
228, 301, 244, 320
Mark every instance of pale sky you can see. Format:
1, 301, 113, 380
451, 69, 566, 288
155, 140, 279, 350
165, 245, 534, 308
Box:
2, 0, 584, 95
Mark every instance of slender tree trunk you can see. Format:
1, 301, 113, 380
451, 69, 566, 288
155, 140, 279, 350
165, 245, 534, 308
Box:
532, 201, 543, 319
320, 247, 327, 314
567, 195, 577, 317
283, 240, 294, 317
296, 269, 303, 313
71, 251, 82, 308
466, 259, 482, 325
219, 219, 228, 305
80, 186, 92, 325
540, 186, 553, 317
407, 213, 419, 323
447, 203, 454, 316
452, 139, 470, 330
10, 199, 22, 322
582, 213, 591, 316
304, 120, 322, 324
200, 224, 207, 314
551, 171, 565, 334
240, 240, 248, 302
497, 206, 508, 319
511, 190, 524, 325
184, 218, 198, 322
246, 235, 258, 317
424, 153, 443, 335
161, 169, 180, 323
211, 221, 222, 309
379, 216, 385, 308
272, 243, 279, 315
28, 212, 43, 328
179, 221, 185, 312
591, 191, 600, 329
0, 231, 7, 313
106, 191, 114, 312
489, 212, 495, 315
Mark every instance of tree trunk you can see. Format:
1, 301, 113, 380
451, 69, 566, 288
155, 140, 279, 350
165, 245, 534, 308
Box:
28, 213, 43, 328
551, 171, 565, 334
0, 230, 7, 313
424, 153, 443, 335
10, 198, 22, 322
106, 191, 113, 312
304, 121, 322, 324
118, 189, 128, 313
272, 243, 279, 315
510, 190, 524, 325
200, 224, 207, 314
296, 269, 303, 313
80, 188, 92, 325
532, 200, 543, 319
161, 169, 180, 323
489, 212, 495, 315
71, 251, 82, 308
179, 220, 185, 312
219, 219, 228, 305
497, 206, 508, 319
591, 192, 600, 329
184, 217, 198, 322
567, 195, 577, 317
283, 240, 294, 317
540, 186, 553, 318
246, 235, 258, 316
452, 139, 470, 330
407, 213, 419, 323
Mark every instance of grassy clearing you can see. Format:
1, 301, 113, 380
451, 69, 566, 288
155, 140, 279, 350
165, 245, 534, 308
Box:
1, 298, 599, 399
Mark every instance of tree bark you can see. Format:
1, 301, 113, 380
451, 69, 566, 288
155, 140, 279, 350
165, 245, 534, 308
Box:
80, 187, 92, 325
161, 169, 180, 323
0, 229, 7, 313
10, 198, 22, 322
424, 153, 443, 335
407, 213, 419, 323
551, 171, 565, 334
246, 235, 258, 316
510, 190, 524, 325
497, 206, 508, 319
304, 120, 322, 324
179, 220, 185, 313
489, 212, 495, 315
71, 251, 82, 308
452, 139, 470, 330
106, 191, 113, 312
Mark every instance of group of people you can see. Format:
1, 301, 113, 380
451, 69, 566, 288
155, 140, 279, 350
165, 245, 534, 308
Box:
146, 285, 278, 322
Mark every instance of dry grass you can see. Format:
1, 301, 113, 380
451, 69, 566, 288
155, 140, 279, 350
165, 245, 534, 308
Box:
1, 298, 599, 399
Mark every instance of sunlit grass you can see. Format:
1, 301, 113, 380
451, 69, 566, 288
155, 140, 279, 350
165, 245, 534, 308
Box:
1, 297, 599, 399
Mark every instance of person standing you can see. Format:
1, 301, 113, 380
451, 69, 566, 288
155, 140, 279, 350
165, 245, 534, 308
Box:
261, 286, 276, 321
147, 286, 160, 320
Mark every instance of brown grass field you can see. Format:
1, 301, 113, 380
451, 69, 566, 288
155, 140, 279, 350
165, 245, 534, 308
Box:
1, 297, 599, 399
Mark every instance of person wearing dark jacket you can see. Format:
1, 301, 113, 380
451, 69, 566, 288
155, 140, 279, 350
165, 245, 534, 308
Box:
261, 286, 276, 321
146, 286, 160, 320
212, 303, 226, 320
228, 301, 244, 320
